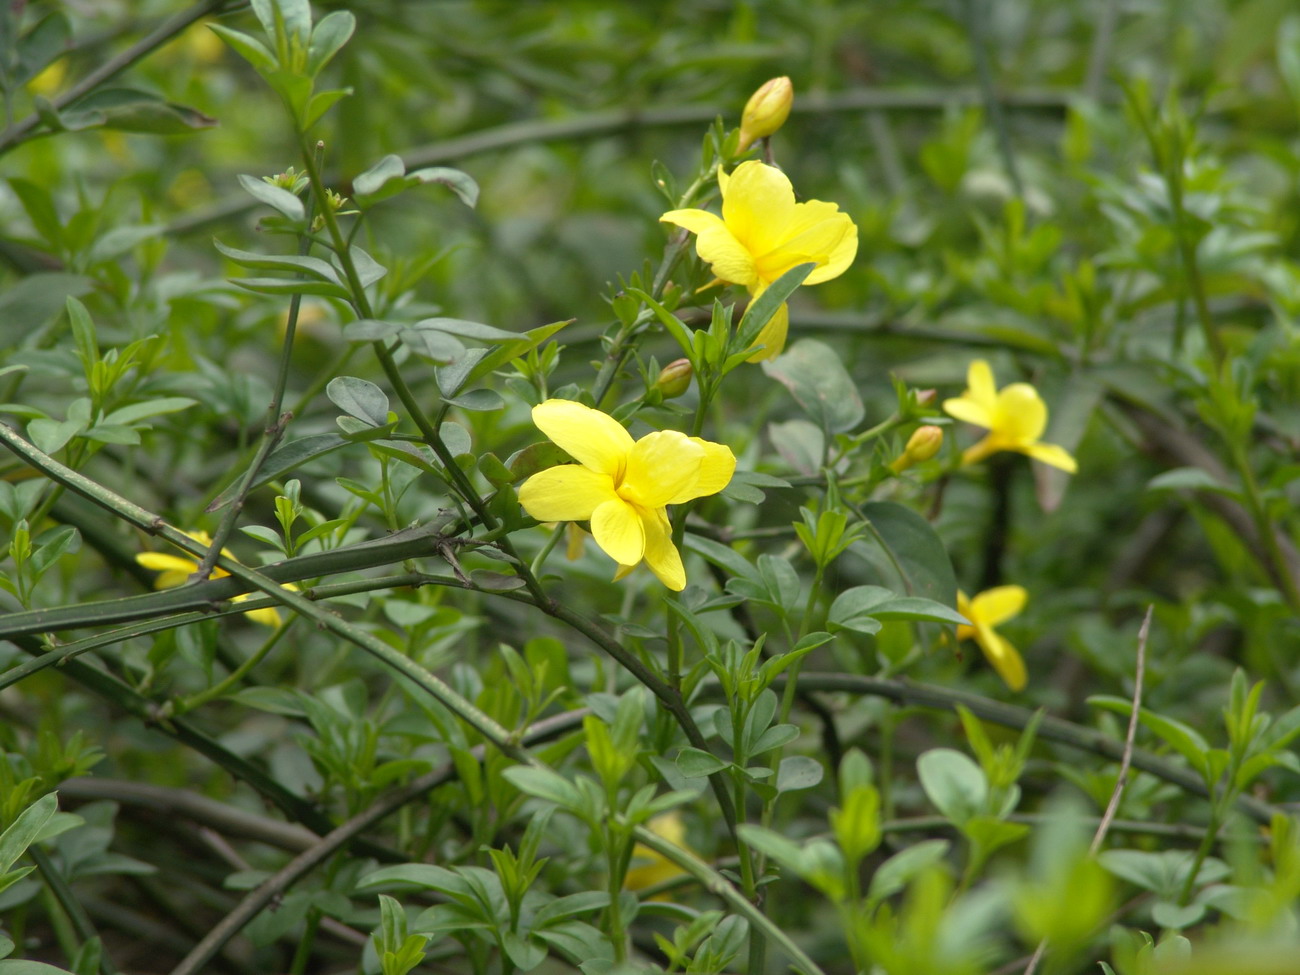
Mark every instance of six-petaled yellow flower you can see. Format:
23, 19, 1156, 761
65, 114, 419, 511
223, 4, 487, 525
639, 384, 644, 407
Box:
136, 531, 285, 628
957, 586, 1028, 691
942, 360, 1077, 472
660, 161, 858, 361
517, 399, 735, 590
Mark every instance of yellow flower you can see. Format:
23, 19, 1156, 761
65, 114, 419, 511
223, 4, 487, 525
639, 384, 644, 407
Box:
625, 812, 692, 896
136, 531, 284, 627
738, 76, 794, 149
660, 161, 858, 361
942, 360, 1077, 472
957, 586, 1028, 691
517, 400, 735, 590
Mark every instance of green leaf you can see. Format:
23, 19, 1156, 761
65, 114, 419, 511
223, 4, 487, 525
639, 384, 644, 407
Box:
1088, 697, 1211, 777
213, 240, 343, 283
251, 0, 312, 46
1146, 467, 1239, 497
413, 318, 518, 341
230, 276, 350, 299
0, 961, 80, 975
857, 501, 958, 605
208, 24, 277, 73
734, 262, 815, 357
865, 839, 950, 905
16, 13, 71, 86
828, 586, 967, 633
400, 327, 464, 365
675, 747, 729, 778
353, 154, 479, 208
0, 793, 57, 874
776, 756, 823, 793
61, 88, 217, 134
435, 319, 570, 397
237, 174, 305, 221
761, 339, 864, 434
102, 397, 197, 427
307, 11, 356, 75
767, 419, 824, 476
327, 376, 390, 426
501, 766, 582, 812
207, 434, 352, 510
0, 274, 92, 327
917, 748, 987, 825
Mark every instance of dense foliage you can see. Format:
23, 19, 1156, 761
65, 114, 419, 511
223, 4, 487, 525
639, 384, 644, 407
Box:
1, 2, 1299, 973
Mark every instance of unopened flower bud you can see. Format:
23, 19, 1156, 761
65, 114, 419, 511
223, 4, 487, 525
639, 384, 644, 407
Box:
890, 425, 944, 473
915, 388, 937, 407
655, 358, 693, 399
738, 76, 793, 150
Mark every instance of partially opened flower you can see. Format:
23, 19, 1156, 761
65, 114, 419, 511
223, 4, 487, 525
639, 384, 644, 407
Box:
942, 360, 1077, 472
517, 399, 735, 590
660, 161, 858, 361
957, 586, 1028, 691
136, 531, 286, 628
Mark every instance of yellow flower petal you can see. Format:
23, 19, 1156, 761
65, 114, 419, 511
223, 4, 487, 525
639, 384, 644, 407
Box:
994, 384, 1048, 443
966, 360, 998, 411
676, 439, 736, 502
970, 585, 1027, 627
590, 497, 645, 567
639, 506, 686, 591
943, 394, 993, 429
136, 552, 201, 576
660, 208, 758, 288
621, 431, 703, 508
756, 201, 856, 285
745, 296, 789, 362
975, 625, 1027, 691
721, 162, 797, 261
1022, 441, 1078, 473
232, 594, 282, 628
518, 465, 617, 522
531, 399, 634, 478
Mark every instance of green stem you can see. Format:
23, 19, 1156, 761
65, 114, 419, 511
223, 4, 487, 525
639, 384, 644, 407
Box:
628, 819, 827, 975
193, 147, 323, 580
1228, 439, 1300, 616
174, 617, 297, 714
295, 133, 550, 607
1176, 804, 1223, 906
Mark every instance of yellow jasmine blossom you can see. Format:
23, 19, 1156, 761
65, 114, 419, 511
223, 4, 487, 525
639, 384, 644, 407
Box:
942, 360, 1077, 472
517, 399, 735, 591
625, 811, 692, 897
660, 161, 858, 361
136, 531, 285, 628
957, 586, 1028, 691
